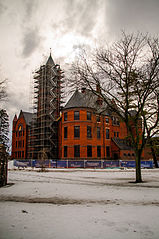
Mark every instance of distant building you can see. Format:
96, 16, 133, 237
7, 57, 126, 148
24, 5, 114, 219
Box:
12, 110, 33, 159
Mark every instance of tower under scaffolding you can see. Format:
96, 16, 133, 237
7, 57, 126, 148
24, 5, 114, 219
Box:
28, 54, 64, 159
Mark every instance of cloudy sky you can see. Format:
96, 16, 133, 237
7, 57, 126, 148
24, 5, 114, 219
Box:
1, 0, 159, 140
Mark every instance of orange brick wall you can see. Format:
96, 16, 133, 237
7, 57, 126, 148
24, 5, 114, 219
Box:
60, 108, 129, 159
12, 116, 28, 159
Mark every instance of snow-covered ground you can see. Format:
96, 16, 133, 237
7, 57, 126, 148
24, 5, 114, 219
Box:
0, 167, 159, 239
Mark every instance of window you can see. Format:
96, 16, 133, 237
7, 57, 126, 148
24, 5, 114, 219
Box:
18, 125, 23, 137
97, 127, 101, 139
87, 111, 91, 120
87, 126, 92, 138
64, 127, 68, 139
74, 111, 79, 120
74, 145, 80, 157
106, 146, 110, 158
117, 132, 119, 138
18, 141, 22, 148
87, 145, 92, 157
105, 118, 109, 124
97, 146, 101, 157
106, 129, 110, 139
112, 116, 120, 126
96, 115, 100, 122
116, 118, 120, 126
64, 112, 67, 121
22, 151, 24, 158
64, 146, 67, 157
23, 140, 24, 147
114, 132, 116, 137
16, 141, 17, 148
74, 126, 80, 138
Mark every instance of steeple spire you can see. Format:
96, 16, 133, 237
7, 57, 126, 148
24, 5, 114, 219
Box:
46, 49, 55, 66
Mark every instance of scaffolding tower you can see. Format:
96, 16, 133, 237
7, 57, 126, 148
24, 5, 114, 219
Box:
28, 54, 64, 159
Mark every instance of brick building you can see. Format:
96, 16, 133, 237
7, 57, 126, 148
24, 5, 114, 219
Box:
59, 88, 136, 160
11, 54, 140, 161
12, 110, 33, 159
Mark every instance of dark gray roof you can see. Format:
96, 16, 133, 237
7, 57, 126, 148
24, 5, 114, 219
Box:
22, 112, 34, 125
64, 89, 110, 115
64, 90, 87, 109
112, 137, 134, 150
46, 53, 55, 66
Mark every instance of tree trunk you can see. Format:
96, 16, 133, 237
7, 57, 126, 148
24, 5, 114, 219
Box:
135, 154, 142, 183
150, 142, 158, 168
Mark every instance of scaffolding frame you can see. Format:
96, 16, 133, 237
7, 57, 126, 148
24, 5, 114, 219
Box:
28, 59, 64, 159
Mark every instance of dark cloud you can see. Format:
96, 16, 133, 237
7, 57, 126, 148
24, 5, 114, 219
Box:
20, 1, 42, 58
22, 27, 42, 58
23, 0, 37, 21
105, 0, 159, 35
0, 1, 7, 16
53, 0, 101, 37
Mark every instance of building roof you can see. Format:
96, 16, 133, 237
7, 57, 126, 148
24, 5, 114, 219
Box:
23, 112, 34, 125
64, 90, 86, 109
18, 110, 34, 126
64, 89, 110, 115
46, 53, 55, 66
112, 137, 134, 150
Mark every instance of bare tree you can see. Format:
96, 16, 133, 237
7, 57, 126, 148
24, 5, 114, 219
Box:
0, 109, 9, 150
0, 79, 7, 102
70, 32, 159, 183
148, 137, 159, 168
0, 79, 9, 150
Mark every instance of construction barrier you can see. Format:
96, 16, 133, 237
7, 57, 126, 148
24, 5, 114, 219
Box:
13, 159, 154, 169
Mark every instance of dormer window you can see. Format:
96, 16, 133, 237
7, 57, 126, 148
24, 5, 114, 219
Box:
105, 118, 109, 124
96, 115, 100, 122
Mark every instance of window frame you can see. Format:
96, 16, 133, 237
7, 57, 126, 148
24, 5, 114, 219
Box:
96, 115, 100, 122
106, 146, 110, 158
64, 146, 68, 157
87, 111, 92, 120
87, 126, 92, 138
74, 126, 80, 138
64, 127, 68, 139
64, 112, 67, 121
87, 145, 92, 157
97, 127, 101, 139
97, 145, 101, 157
74, 145, 80, 157
106, 128, 110, 139
74, 111, 80, 120
105, 117, 109, 124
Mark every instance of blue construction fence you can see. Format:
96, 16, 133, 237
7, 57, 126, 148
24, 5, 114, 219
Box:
13, 159, 154, 169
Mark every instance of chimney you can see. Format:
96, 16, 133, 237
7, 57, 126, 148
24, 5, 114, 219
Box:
96, 83, 103, 105
81, 87, 86, 93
